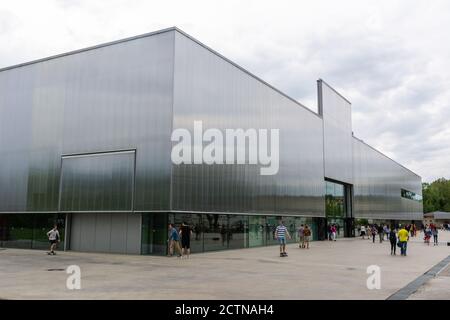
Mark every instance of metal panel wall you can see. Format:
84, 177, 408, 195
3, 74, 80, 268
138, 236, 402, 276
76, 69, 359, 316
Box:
352, 137, 423, 220
59, 151, 135, 212
171, 31, 325, 217
70, 213, 141, 254
0, 30, 175, 212
319, 80, 353, 184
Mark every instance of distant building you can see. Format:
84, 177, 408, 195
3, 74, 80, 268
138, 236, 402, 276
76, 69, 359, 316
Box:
423, 211, 450, 226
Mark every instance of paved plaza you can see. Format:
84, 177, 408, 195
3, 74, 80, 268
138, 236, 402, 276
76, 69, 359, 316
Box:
1, 231, 449, 300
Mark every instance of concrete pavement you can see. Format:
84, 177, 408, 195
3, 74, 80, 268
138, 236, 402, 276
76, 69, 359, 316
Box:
1, 231, 449, 299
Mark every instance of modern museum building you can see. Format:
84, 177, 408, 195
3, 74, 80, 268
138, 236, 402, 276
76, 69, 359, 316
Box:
0, 27, 423, 255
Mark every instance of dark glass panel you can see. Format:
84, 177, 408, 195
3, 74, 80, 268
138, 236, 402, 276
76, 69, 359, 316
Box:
0, 214, 33, 248
32, 214, 65, 250
141, 212, 167, 255
249, 215, 265, 247
265, 216, 280, 246
228, 215, 248, 249
203, 214, 228, 252
0, 213, 64, 249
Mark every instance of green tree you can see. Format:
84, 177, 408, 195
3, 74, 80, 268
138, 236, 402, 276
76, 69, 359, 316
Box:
422, 178, 450, 213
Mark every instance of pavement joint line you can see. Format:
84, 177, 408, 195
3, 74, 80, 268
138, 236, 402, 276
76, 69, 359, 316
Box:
386, 255, 450, 300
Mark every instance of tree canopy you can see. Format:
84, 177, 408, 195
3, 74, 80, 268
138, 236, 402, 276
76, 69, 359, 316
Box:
422, 178, 450, 213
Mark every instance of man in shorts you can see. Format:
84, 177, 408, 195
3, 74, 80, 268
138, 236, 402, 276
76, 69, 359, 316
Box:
275, 220, 291, 257
303, 225, 312, 249
168, 223, 182, 257
179, 222, 193, 259
46, 225, 60, 255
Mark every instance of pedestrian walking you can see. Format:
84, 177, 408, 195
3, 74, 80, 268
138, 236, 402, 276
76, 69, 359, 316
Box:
377, 224, 384, 243
275, 220, 291, 257
383, 224, 389, 240
360, 225, 367, 239
168, 223, 182, 257
397, 225, 409, 256
46, 225, 60, 255
367, 225, 372, 240
179, 222, 193, 258
371, 225, 377, 243
298, 224, 305, 248
424, 225, 431, 245
389, 227, 397, 255
331, 224, 337, 241
303, 225, 311, 249
432, 226, 439, 246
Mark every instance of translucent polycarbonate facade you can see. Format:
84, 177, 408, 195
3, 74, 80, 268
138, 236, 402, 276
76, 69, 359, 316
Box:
171, 31, 325, 216
0, 30, 175, 213
352, 137, 423, 220
59, 151, 135, 212
319, 80, 353, 184
0, 27, 422, 225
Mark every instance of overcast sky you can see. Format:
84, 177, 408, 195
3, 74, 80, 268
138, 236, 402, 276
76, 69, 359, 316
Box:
1, 0, 449, 182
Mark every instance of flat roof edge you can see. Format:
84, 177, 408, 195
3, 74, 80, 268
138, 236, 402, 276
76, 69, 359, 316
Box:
1, 26, 321, 119
352, 135, 422, 180
318, 79, 352, 105
0, 26, 177, 73
172, 28, 321, 118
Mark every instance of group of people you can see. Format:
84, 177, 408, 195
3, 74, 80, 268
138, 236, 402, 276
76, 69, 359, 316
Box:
358, 221, 444, 256
387, 225, 410, 256
297, 224, 312, 249
359, 223, 421, 243
167, 220, 313, 258
327, 224, 338, 241
44, 219, 445, 258
360, 224, 410, 256
167, 222, 193, 259
360, 224, 392, 243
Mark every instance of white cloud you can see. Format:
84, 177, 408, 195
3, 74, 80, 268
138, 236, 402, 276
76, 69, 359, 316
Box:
0, 0, 449, 181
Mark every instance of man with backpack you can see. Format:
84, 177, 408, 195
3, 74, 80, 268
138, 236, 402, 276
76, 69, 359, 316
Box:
389, 227, 397, 255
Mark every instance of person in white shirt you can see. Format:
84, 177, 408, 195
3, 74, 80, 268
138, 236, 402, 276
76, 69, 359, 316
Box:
46, 225, 60, 255
360, 225, 367, 239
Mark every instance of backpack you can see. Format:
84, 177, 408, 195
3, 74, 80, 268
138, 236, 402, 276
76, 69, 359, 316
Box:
389, 231, 396, 241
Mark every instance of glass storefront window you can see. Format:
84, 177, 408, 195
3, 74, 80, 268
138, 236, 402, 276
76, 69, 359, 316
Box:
168, 213, 203, 253
0, 214, 65, 250
33, 214, 65, 249
325, 181, 346, 218
1, 212, 320, 254
141, 212, 167, 255
203, 214, 228, 252
327, 218, 345, 238
282, 216, 298, 243
249, 216, 265, 247
265, 216, 280, 246
228, 215, 248, 250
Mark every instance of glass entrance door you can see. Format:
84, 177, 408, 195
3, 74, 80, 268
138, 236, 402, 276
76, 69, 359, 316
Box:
325, 180, 352, 238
